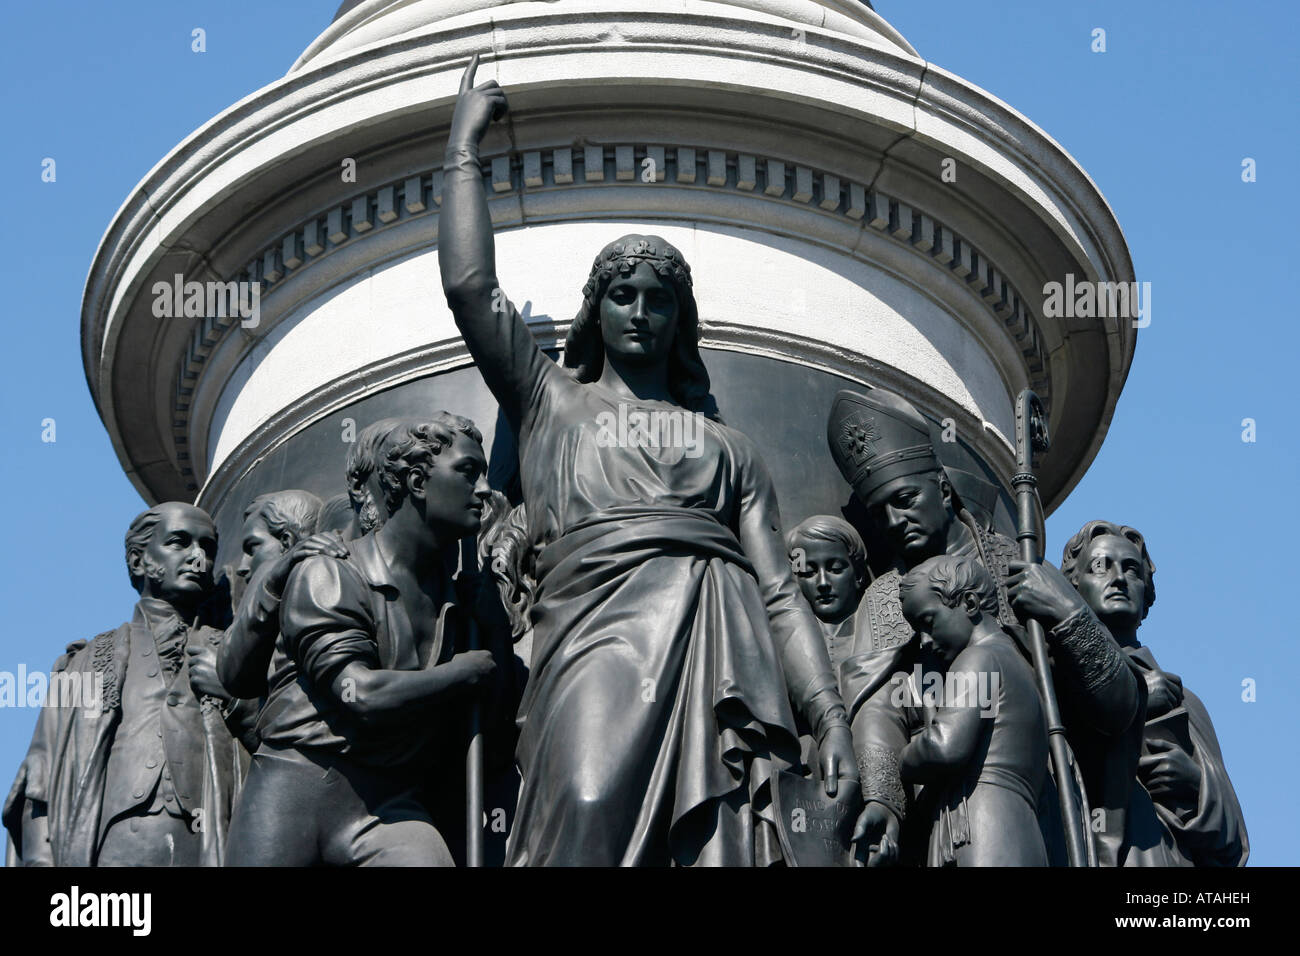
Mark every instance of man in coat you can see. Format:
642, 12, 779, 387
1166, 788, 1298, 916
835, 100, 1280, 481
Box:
1057, 520, 1248, 866
5, 502, 248, 866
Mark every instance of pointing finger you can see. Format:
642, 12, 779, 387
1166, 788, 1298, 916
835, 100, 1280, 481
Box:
460, 53, 480, 95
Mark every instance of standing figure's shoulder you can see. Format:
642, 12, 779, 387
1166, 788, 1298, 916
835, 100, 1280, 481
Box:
281, 551, 376, 624
56, 625, 127, 673
286, 551, 363, 592
953, 638, 1003, 672
698, 413, 753, 464
52, 638, 91, 673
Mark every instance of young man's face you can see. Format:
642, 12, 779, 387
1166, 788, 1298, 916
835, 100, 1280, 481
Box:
421, 432, 491, 540
136, 503, 217, 609
236, 514, 285, 582
901, 585, 973, 667
1075, 534, 1146, 631
792, 538, 862, 623
866, 473, 951, 564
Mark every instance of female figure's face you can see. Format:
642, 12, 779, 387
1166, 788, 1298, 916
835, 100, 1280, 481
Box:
599, 261, 678, 368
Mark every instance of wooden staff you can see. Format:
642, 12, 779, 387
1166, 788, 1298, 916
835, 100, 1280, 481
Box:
1013, 389, 1089, 867
460, 536, 484, 867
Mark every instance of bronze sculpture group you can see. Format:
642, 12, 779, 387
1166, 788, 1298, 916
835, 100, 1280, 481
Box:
2, 60, 1247, 867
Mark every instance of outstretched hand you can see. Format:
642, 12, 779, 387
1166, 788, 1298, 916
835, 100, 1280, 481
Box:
449, 53, 509, 149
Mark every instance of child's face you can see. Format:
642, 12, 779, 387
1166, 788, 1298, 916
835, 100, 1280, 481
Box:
901, 586, 973, 666
791, 538, 863, 623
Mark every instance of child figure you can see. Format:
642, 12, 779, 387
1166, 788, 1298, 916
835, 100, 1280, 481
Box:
898, 554, 1049, 866
785, 515, 869, 672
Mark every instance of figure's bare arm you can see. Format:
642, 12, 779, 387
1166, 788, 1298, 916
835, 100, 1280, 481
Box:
439, 55, 550, 433
216, 577, 281, 698
280, 556, 495, 726
326, 652, 495, 725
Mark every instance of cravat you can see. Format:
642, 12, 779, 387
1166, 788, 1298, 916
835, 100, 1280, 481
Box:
156, 617, 189, 679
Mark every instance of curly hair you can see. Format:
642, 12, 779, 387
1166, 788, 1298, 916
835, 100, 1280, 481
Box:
785, 515, 869, 585
478, 493, 535, 639
563, 234, 717, 417
316, 493, 358, 537
346, 417, 412, 533
377, 413, 484, 517
243, 490, 322, 547
899, 554, 1000, 615
1060, 520, 1156, 619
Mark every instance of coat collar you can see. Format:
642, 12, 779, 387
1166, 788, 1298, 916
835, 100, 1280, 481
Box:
133, 597, 186, 636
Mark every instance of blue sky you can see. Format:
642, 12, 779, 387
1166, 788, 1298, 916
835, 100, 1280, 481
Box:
1, 1, 1294, 864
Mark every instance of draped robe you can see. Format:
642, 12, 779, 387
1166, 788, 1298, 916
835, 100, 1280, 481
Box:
506, 366, 813, 865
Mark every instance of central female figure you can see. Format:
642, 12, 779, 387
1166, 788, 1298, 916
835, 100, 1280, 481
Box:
439, 58, 856, 866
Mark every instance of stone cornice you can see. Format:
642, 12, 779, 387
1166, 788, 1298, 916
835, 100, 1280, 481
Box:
295, 0, 919, 73
176, 142, 1048, 495
81, 7, 1135, 508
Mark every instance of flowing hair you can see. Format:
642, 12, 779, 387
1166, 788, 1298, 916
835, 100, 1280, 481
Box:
562, 235, 717, 418
477, 492, 535, 640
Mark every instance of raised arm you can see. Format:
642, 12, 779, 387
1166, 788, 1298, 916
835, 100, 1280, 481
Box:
217, 570, 286, 699
439, 55, 552, 434
734, 437, 856, 797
